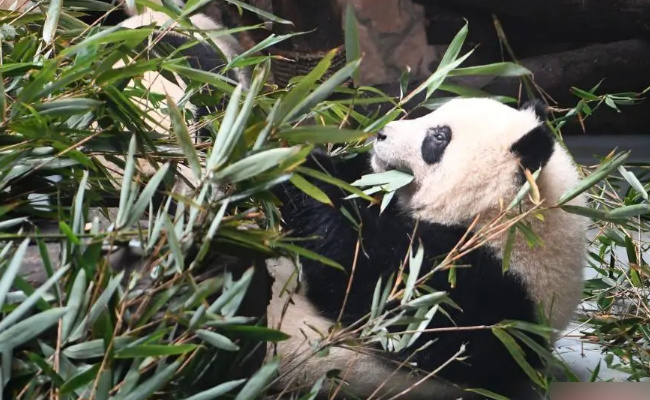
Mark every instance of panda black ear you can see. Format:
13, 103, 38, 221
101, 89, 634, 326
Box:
520, 99, 548, 121
510, 124, 555, 175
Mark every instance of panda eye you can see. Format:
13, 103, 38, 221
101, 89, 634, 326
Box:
428, 126, 451, 143
433, 132, 446, 142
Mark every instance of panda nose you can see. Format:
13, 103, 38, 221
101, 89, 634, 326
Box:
376, 130, 387, 141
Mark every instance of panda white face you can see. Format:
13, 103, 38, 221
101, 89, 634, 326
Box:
371, 98, 548, 225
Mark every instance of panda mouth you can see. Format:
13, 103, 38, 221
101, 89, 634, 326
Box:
371, 153, 413, 175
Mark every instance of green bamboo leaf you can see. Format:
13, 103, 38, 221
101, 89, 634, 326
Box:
0, 266, 69, 333
233, 360, 279, 400
211, 147, 300, 184
208, 84, 243, 170
63, 337, 133, 359
228, 33, 297, 67
196, 329, 240, 351
400, 23, 472, 104
213, 64, 267, 168
491, 327, 546, 388
449, 62, 531, 77
207, 268, 254, 315
352, 170, 414, 190
556, 151, 629, 205
168, 95, 202, 181
0, 307, 67, 352
344, 1, 361, 85
277, 126, 369, 145
182, 379, 246, 400
61, 26, 155, 57
59, 364, 101, 395
0, 239, 29, 311
219, 325, 290, 341
271, 242, 344, 272
608, 204, 650, 218
115, 344, 198, 358
618, 166, 648, 200
403, 292, 447, 309
0, 71, 4, 122
117, 361, 180, 400
507, 168, 541, 210
370, 276, 383, 320
72, 170, 89, 235
289, 174, 332, 205
402, 240, 424, 305
69, 272, 124, 341
561, 205, 626, 223
223, 0, 292, 24
277, 49, 338, 123
123, 162, 170, 228
164, 215, 185, 272
297, 166, 374, 201
164, 63, 236, 94
33, 98, 103, 116
61, 269, 86, 342
282, 59, 362, 124
116, 135, 138, 227
438, 22, 468, 69
465, 388, 509, 400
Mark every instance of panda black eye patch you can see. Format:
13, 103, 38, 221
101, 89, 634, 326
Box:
421, 125, 451, 164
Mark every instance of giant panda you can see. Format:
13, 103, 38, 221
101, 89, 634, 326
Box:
267, 98, 588, 400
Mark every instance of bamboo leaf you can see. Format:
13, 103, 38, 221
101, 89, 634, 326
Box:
277, 49, 337, 120
556, 151, 629, 205
449, 62, 531, 77
344, 2, 361, 85
168, 94, 202, 181
115, 344, 198, 358
272, 241, 344, 272
282, 59, 362, 124
277, 126, 369, 145
116, 135, 138, 227
196, 329, 240, 351
289, 174, 332, 205
491, 327, 546, 388
182, 379, 246, 400
618, 166, 648, 200
402, 240, 424, 305
0, 238, 29, 312
0, 266, 69, 333
233, 360, 279, 400
123, 162, 170, 228
117, 361, 180, 400
61, 269, 86, 342
297, 166, 374, 201
208, 84, 243, 170
0, 308, 67, 352
211, 147, 300, 184
223, 0, 292, 24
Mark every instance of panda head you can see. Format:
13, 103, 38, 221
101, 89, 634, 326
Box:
371, 97, 558, 225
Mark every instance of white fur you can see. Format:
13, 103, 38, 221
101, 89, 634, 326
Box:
269, 98, 588, 398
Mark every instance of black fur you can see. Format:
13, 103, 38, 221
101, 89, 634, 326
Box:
510, 110, 555, 179
421, 125, 452, 164
521, 100, 548, 121
274, 150, 545, 398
